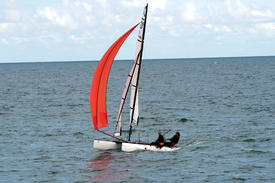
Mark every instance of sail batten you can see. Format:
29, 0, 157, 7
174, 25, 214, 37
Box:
90, 24, 139, 130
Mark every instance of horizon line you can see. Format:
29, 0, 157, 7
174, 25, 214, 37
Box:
0, 55, 274, 64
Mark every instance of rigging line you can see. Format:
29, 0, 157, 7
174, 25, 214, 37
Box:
97, 129, 128, 142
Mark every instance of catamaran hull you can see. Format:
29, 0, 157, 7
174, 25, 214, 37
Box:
93, 140, 122, 150
121, 142, 181, 152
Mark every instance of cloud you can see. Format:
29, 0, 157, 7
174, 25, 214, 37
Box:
255, 22, 275, 37
259, 22, 275, 31
62, 0, 69, 6
95, 0, 109, 9
0, 23, 17, 33
83, 15, 95, 25
149, 0, 167, 11
39, 34, 60, 43
180, 2, 200, 22
225, 0, 248, 19
121, 0, 144, 8
251, 10, 273, 18
69, 32, 94, 43
168, 29, 181, 37
36, 7, 78, 29
204, 24, 232, 33
226, 0, 275, 22
74, 1, 92, 11
151, 15, 174, 26
1, 0, 275, 62
1, 9, 21, 22
248, 22, 275, 38
121, 0, 166, 11
1, 38, 9, 45
11, 36, 30, 43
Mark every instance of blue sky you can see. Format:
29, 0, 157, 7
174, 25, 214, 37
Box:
0, 0, 275, 63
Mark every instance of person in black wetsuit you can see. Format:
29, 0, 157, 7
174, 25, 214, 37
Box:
164, 132, 180, 147
150, 131, 165, 148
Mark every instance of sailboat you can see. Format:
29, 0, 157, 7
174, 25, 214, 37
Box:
90, 4, 180, 152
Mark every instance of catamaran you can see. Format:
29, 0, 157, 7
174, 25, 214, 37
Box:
90, 4, 180, 152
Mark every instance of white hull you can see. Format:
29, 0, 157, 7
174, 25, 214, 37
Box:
121, 142, 181, 152
93, 140, 122, 150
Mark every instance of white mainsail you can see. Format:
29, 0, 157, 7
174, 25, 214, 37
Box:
130, 90, 139, 125
129, 6, 147, 126
130, 52, 140, 126
114, 5, 147, 140
114, 57, 139, 136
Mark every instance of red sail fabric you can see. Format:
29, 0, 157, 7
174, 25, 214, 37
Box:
90, 24, 139, 130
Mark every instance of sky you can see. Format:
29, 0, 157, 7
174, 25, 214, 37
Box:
0, 0, 275, 63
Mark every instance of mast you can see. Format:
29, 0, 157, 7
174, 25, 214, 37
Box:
128, 4, 148, 141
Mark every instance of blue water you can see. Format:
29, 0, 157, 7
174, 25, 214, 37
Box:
0, 56, 275, 182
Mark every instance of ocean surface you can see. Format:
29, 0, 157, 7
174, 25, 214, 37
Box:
1, 56, 275, 182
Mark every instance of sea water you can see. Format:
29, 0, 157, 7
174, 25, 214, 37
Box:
0, 57, 274, 182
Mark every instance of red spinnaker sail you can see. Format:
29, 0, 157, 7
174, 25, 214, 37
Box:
90, 24, 139, 130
